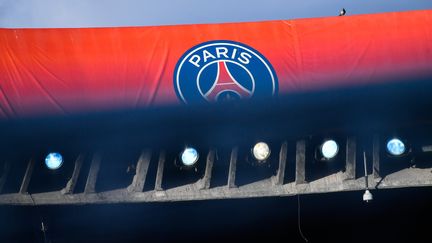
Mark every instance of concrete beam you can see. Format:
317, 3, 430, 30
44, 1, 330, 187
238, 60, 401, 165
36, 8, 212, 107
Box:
154, 151, 166, 191
295, 140, 306, 184
61, 154, 84, 194
0, 162, 11, 194
19, 159, 35, 194
197, 149, 215, 190
1, 166, 431, 205
345, 136, 356, 180
128, 150, 152, 193
373, 135, 381, 179
273, 142, 287, 185
227, 147, 238, 188
84, 153, 102, 194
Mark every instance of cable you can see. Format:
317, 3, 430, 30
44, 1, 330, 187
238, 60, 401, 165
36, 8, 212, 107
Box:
363, 151, 369, 189
297, 195, 309, 242
362, 151, 373, 202
29, 193, 49, 243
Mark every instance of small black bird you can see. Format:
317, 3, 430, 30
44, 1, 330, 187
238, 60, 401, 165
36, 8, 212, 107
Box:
339, 8, 346, 16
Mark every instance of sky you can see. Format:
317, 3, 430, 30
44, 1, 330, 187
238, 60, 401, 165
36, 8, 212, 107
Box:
0, 0, 431, 28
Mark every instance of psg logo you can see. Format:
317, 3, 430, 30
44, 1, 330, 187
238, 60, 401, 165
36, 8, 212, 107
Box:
174, 40, 278, 104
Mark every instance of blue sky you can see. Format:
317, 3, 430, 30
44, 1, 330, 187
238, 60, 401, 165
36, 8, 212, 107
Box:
0, 0, 431, 28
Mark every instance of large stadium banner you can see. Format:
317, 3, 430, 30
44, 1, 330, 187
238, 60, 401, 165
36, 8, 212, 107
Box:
0, 10, 431, 118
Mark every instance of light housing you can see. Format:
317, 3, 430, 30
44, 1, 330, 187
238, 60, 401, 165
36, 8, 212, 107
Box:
45, 152, 63, 170
180, 147, 199, 167
320, 140, 339, 160
363, 189, 373, 202
252, 142, 271, 162
386, 138, 406, 156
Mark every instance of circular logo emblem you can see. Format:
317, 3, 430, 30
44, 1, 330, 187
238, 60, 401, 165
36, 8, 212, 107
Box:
174, 40, 278, 104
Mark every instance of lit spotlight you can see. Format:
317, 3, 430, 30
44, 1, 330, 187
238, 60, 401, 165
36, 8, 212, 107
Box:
252, 142, 271, 162
45, 152, 63, 170
386, 138, 406, 156
321, 140, 339, 160
180, 147, 199, 166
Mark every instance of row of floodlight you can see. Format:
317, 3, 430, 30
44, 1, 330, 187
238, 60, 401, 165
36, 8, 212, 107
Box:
42, 138, 407, 170
174, 137, 408, 167
179, 142, 272, 167
317, 137, 407, 161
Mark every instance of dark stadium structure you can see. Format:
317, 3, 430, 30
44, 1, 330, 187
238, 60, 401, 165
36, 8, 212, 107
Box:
1, 77, 432, 205
1, 8, 432, 243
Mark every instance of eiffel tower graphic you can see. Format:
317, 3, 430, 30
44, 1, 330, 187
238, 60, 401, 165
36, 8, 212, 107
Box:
204, 61, 252, 102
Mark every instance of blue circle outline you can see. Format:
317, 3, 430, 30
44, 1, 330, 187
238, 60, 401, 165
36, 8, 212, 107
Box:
173, 40, 279, 104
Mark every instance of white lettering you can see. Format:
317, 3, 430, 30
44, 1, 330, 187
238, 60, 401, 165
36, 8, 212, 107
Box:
231, 48, 238, 59
215, 47, 229, 59
238, 52, 252, 65
203, 50, 216, 62
188, 54, 201, 68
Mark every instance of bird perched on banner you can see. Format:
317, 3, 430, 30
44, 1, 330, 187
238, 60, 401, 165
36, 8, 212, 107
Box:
339, 8, 346, 16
